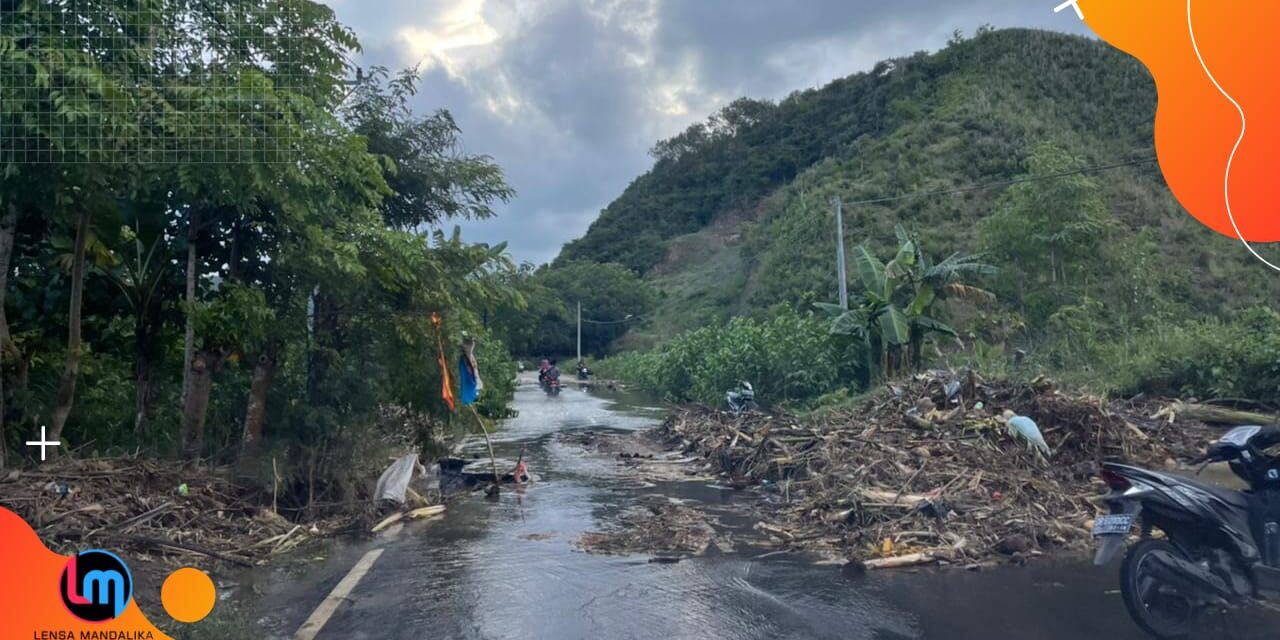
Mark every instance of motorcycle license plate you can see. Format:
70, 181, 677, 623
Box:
1091, 514, 1134, 536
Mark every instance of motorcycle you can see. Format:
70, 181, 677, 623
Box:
1094, 424, 1280, 638
725, 381, 757, 414
540, 374, 561, 396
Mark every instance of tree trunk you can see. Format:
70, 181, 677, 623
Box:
179, 210, 200, 436
133, 323, 154, 436
241, 350, 276, 452
307, 290, 336, 406
181, 348, 224, 455
48, 211, 92, 450
0, 203, 16, 469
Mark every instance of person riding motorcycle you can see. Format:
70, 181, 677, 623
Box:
576, 360, 591, 380
538, 358, 561, 389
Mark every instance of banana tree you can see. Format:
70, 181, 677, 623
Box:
98, 215, 171, 437
818, 225, 995, 383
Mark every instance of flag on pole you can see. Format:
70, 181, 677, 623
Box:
431, 313, 456, 411
459, 332, 481, 406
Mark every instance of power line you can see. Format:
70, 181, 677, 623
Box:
834, 155, 1159, 207
581, 314, 649, 325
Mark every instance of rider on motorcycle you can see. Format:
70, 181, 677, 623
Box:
538, 358, 560, 387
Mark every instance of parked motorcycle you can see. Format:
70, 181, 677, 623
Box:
725, 381, 757, 414
1094, 424, 1280, 638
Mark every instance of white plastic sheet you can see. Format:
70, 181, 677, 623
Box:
374, 453, 422, 505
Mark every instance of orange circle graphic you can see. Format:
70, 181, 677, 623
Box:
160, 567, 216, 623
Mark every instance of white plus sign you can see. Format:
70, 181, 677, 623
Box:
1054, 0, 1084, 20
25, 425, 61, 461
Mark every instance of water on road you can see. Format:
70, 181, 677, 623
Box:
245, 377, 1275, 639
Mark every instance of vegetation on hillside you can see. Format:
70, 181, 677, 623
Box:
559, 27, 1279, 405
0, 0, 523, 511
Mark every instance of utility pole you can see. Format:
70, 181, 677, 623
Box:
576, 301, 582, 363
833, 198, 849, 309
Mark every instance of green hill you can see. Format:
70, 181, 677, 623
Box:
556, 28, 1280, 353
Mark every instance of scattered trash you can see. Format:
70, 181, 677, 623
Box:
374, 454, 426, 507
44, 481, 74, 498
177, 483, 190, 497
944, 380, 962, 402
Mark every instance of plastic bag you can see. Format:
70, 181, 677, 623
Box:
374, 453, 421, 505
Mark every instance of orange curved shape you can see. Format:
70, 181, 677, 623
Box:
0, 507, 174, 638
1081, 0, 1279, 243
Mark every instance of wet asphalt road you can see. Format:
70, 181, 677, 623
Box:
241, 377, 1279, 640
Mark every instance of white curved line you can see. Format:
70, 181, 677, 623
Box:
1186, 0, 1279, 271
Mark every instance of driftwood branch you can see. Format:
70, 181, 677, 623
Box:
1167, 402, 1280, 426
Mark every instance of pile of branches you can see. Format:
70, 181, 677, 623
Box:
658, 370, 1216, 568
0, 457, 341, 568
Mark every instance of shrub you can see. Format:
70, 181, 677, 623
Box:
598, 308, 856, 406
1105, 307, 1280, 400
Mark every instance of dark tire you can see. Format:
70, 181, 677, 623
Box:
1120, 539, 1207, 639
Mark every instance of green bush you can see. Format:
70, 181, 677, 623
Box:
598, 308, 856, 406
1105, 307, 1280, 400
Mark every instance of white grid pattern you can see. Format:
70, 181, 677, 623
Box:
1, 0, 317, 165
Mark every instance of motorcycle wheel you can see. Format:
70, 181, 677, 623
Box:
1120, 539, 1206, 639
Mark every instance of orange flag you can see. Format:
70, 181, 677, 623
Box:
431, 313, 456, 411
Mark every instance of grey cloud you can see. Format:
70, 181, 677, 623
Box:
330, 0, 1097, 264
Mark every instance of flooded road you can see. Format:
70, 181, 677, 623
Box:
245, 377, 1274, 640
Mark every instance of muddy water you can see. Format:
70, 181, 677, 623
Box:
244, 377, 1276, 640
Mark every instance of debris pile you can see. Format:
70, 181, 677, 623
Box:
579, 500, 721, 558
656, 371, 1218, 569
0, 457, 335, 568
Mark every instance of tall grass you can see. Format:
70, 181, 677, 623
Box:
597, 309, 857, 406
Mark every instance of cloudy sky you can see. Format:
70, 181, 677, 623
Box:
325, 0, 1092, 264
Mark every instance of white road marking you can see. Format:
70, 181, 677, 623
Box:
293, 547, 385, 640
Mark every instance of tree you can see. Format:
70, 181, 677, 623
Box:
342, 67, 514, 230
146, 0, 367, 453
0, 0, 527, 483
97, 207, 173, 436
819, 225, 995, 383
494, 261, 656, 357
981, 143, 1117, 320
2, 0, 160, 452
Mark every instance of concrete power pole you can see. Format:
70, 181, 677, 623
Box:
576, 301, 582, 362
833, 198, 849, 309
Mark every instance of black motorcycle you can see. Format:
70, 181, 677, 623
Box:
1094, 425, 1280, 638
